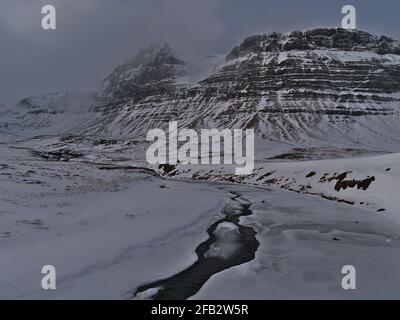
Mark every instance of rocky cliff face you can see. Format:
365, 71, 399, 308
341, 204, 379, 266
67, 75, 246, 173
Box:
3, 28, 400, 150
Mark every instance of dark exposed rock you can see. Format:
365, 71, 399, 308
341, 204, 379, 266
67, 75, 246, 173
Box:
227, 28, 400, 57
306, 171, 316, 178
33, 149, 83, 162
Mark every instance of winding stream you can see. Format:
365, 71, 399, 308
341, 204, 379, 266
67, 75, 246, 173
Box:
133, 192, 259, 300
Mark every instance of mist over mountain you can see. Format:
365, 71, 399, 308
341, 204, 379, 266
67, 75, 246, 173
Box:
101, 43, 187, 100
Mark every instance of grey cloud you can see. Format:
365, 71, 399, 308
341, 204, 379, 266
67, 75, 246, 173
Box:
0, 0, 399, 99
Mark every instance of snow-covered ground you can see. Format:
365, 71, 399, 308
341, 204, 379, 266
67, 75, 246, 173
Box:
1, 137, 400, 299
192, 184, 400, 299
161, 152, 400, 223
0, 141, 228, 298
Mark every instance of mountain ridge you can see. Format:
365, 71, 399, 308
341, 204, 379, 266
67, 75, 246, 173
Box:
2, 28, 400, 151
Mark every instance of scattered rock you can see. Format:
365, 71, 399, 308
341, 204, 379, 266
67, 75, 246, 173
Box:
306, 171, 316, 178
334, 175, 375, 192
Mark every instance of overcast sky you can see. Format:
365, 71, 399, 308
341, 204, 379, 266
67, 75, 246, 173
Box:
1, 0, 399, 99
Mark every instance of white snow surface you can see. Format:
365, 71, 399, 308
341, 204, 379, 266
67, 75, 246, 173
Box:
192, 185, 400, 299
0, 142, 227, 299
205, 222, 241, 259
1, 138, 400, 299
165, 152, 400, 224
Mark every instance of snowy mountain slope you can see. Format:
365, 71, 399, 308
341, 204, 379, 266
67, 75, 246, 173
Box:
0, 44, 189, 137
78, 29, 400, 151
2, 28, 400, 152
101, 43, 187, 101
0, 91, 98, 136
158, 152, 400, 223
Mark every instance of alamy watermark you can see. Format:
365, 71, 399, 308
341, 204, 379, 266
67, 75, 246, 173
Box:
40, 5, 355, 32
41, 265, 56, 290
342, 5, 356, 30
146, 121, 254, 175
41, 5, 56, 30
341, 265, 356, 290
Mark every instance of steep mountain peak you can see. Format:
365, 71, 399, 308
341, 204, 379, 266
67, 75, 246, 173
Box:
101, 43, 186, 100
227, 28, 400, 60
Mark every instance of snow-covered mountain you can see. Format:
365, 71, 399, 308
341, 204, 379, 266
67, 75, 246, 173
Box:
0, 91, 96, 136
3, 29, 400, 300
3, 28, 400, 150
83, 28, 400, 151
101, 43, 187, 101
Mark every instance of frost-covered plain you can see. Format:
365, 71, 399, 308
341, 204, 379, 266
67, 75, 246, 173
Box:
1, 138, 400, 299
163, 152, 400, 223
192, 185, 400, 299
0, 140, 228, 299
